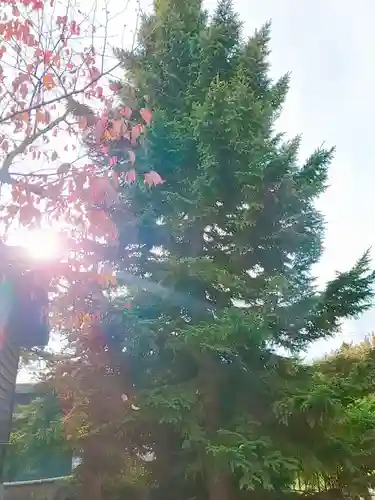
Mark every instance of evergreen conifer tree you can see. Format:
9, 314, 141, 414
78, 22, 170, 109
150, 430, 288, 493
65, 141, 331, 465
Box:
71, 1, 375, 499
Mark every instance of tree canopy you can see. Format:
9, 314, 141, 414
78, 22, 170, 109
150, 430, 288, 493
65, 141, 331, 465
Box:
4, 1, 375, 500
47, 1, 375, 500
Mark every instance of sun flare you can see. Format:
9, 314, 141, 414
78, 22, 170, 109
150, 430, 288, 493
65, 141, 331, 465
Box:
7, 228, 61, 261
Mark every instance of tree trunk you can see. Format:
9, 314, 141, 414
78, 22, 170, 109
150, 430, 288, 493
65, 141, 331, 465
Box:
203, 356, 234, 500
81, 472, 102, 500
206, 462, 233, 500
80, 445, 103, 500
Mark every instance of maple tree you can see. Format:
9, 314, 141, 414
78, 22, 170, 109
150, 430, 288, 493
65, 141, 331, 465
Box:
0, 0, 163, 310
0, 1, 163, 496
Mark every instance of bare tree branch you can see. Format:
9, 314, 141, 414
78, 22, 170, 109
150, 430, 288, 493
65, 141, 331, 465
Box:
0, 110, 69, 183
0, 61, 121, 127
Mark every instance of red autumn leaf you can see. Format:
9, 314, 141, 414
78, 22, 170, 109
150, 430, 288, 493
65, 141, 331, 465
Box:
19, 83, 28, 99
90, 176, 118, 206
19, 203, 40, 224
44, 110, 51, 124
128, 150, 135, 165
140, 108, 153, 126
94, 112, 108, 143
78, 116, 88, 130
1, 140, 9, 153
43, 73, 56, 89
109, 82, 120, 93
19, 205, 31, 224
112, 171, 119, 189
110, 119, 123, 139
120, 107, 132, 119
6, 205, 19, 217
103, 129, 111, 141
125, 169, 136, 184
32, 1, 44, 10
43, 51, 53, 64
131, 124, 144, 146
36, 109, 44, 123
144, 171, 164, 187
70, 21, 80, 36
35, 47, 43, 58
109, 156, 118, 167
56, 15, 68, 27
53, 55, 60, 69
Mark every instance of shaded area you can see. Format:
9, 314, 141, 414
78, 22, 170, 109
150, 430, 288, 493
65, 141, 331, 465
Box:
4, 384, 73, 483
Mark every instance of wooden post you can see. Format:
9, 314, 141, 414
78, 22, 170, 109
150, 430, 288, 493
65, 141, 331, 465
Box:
0, 245, 51, 490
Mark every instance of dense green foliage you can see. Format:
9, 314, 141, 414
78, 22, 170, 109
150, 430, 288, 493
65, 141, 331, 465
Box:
10, 338, 375, 499
13, 1, 375, 499
4, 386, 72, 482
99, 1, 375, 499
306, 337, 375, 497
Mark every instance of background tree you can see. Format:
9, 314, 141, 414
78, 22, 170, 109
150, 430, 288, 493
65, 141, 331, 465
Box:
50, 1, 375, 500
16, 337, 375, 499
305, 336, 375, 497
4, 384, 71, 482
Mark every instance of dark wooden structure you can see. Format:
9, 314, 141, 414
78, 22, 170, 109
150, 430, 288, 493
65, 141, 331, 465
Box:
0, 245, 50, 482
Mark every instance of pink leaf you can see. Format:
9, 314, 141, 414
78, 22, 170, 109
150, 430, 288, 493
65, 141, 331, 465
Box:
128, 150, 135, 165
140, 108, 152, 126
109, 82, 120, 93
131, 124, 144, 146
125, 169, 136, 184
120, 107, 132, 119
112, 171, 119, 189
91, 176, 118, 205
144, 171, 164, 187
111, 119, 123, 139
109, 156, 118, 167
1, 140, 9, 153
94, 112, 108, 142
